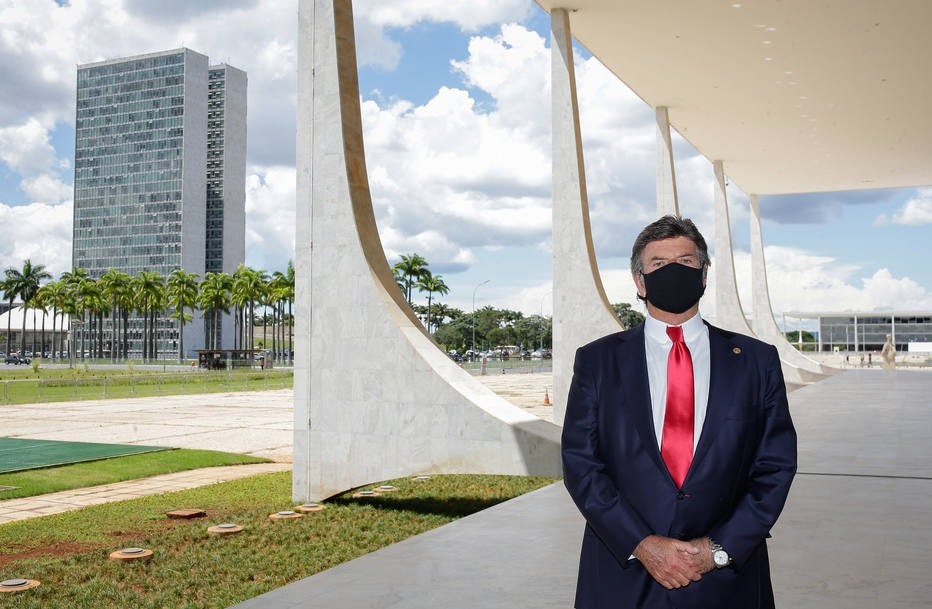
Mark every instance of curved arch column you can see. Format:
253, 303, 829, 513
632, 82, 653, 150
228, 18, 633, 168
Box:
656, 106, 680, 217
551, 8, 623, 425
712, 161, 755, 336
711, 161, 818, 386
293, 0, 561, 502
749, 195, 835, 377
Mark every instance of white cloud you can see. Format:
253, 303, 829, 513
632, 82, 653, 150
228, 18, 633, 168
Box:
0, 118, 60, 178
725, 245, 932, 318
875, 188, 932, 225
353, 17, 403, 71
0, 201, 73, 277
19, 174, 71, 203
354, 0, 530, 31
361, 24, 555, 271
244, 165, 297, 273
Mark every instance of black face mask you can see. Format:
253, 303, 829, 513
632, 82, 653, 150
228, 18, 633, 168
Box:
642, 263, 705, 314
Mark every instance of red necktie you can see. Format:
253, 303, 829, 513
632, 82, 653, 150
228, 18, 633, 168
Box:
661, 325, 694, 488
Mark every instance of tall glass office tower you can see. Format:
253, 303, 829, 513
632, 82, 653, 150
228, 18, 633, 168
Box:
72, 48, 246, 359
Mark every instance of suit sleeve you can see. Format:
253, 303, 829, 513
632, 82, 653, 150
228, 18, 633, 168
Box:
562, 345, 653, 565
707, 343, 797, 568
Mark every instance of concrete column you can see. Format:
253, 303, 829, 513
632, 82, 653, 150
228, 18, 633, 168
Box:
854, 316, 859, 352
293, 0, 560, 501
749, 195, 834, 376
712, 160, 754, 335
656, 106, 679, 216
550, 8, 621, 425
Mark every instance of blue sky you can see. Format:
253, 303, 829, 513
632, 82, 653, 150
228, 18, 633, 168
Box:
0, 0, 930, 324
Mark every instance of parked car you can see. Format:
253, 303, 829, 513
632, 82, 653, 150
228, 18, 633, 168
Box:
4, 354, 31, 365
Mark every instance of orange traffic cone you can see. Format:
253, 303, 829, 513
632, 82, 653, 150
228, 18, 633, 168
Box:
543, 388, 551, 406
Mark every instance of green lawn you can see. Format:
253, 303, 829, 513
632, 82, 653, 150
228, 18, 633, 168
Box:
0, 471, 556, 609
0, 449, 269, 500
0, 366, 292, 405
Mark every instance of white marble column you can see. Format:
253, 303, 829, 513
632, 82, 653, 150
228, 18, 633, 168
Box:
550, 8, 622, 425
293, 0, 561, 501
656, 106, 679, 216
712, 160, 755, 335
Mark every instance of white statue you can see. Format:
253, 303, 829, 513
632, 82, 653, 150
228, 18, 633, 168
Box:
880, 334, 896, 370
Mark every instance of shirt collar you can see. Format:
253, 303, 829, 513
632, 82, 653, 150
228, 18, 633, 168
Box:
645, 310, 705, 344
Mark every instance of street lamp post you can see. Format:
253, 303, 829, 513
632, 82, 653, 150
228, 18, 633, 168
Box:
471, 280, 490, 356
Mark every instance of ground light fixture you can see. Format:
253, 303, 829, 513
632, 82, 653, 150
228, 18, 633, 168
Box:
296, 503, 326, 513
0, 578, 40, 593
207, 523, 243, 535
109, 547, 153, 562
268, 510, 303, 520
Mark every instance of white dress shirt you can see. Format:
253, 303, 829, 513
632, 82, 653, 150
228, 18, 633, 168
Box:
643, 311, 710, 451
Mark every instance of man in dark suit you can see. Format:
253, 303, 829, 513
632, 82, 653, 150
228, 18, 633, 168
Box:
562, 215, 797, 609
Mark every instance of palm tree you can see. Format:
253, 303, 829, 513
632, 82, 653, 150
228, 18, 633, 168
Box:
35, 280, 69, 360
416, 272, 449, 333
167, 269, 199, 362
99, 269, 132, 361
2, 272, 16, 355
60, 268, 90, 361
198, 272, 232, 350
258, 277, 272, 354
282, 261, 295, 363
230, 264, 262, 349
269, 263, 295, 364
133, 270, 165, 362
430, 302, 458, 329
5, 260, 51, 355
392, 253, 429, 304
79, 279, 107, 360
231, 265, 267, 352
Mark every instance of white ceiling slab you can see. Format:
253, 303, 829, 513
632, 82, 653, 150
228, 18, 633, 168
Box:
535, 1, 932, 195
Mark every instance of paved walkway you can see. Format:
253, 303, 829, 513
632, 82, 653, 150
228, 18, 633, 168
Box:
0, 463, 291, 524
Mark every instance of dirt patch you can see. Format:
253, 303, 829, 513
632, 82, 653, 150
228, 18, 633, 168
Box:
0, 541, 103, 568
0, 514, 209, 568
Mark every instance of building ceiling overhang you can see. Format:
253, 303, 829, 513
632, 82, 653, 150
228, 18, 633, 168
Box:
534, 1, 932, 195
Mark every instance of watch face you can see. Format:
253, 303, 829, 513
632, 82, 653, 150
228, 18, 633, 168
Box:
713, 549, 729, 567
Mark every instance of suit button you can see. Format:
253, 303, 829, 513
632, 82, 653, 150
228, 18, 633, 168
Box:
676, 491, 687, 500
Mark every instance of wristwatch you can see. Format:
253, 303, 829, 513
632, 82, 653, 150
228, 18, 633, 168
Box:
709, 538, 730, 568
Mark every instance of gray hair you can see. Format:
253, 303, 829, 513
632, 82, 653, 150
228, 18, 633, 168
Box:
630, 215, 711, 274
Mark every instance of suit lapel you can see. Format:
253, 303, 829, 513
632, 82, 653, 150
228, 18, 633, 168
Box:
617, 324, 667, 475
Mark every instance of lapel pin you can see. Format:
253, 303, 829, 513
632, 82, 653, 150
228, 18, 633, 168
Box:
732, 347, 742, 355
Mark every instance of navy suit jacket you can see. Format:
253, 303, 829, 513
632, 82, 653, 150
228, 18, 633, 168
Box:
562, 321, 797, 609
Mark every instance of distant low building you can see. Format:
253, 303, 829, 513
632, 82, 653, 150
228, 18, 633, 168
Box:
0, 304, 71, 356
784, 311, 932, 353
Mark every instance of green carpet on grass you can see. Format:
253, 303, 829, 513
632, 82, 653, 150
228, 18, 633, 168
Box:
0, 437, 170, 473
